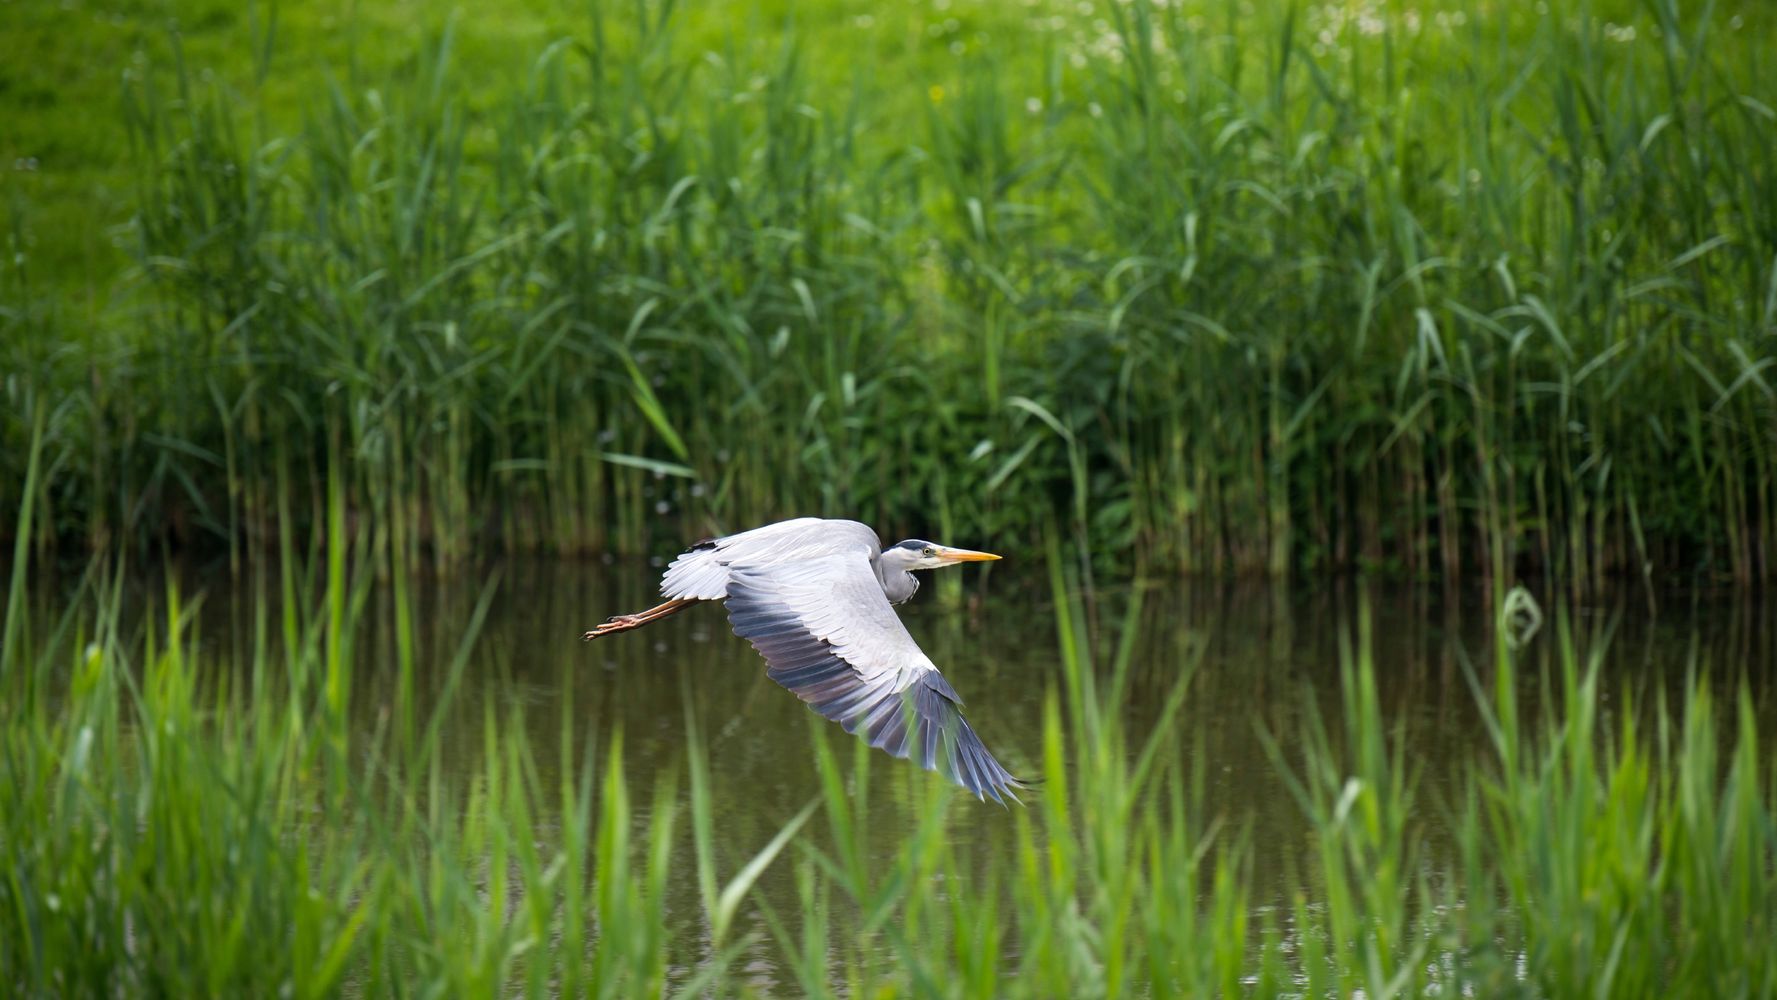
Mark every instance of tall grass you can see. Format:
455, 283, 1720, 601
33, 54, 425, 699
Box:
3, 448, 1773, 994
2, 0, 1772, 581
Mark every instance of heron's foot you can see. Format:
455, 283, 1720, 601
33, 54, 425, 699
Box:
579, 599, 695, 642
581, 614, 644, 641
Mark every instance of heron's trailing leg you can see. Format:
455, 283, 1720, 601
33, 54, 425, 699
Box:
581, 598, 695, 640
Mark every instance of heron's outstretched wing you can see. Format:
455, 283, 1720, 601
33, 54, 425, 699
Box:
723, 551, 1026, 803
660, 518, 879, 600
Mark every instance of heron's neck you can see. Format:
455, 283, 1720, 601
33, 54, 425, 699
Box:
882, 570, 920, 606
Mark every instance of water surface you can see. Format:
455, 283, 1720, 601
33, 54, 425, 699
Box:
36, 557, 1776, 980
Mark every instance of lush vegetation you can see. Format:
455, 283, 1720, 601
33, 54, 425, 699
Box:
7, 6, 1773, 990
3, 445, 1773, 994
3, 0, 1773, 580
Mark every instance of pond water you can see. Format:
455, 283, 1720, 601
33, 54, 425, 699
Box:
35, 556, 1777, 981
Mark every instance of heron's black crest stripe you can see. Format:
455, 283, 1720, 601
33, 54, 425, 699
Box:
689, 538, 718, 551
724, 568, 1027, 804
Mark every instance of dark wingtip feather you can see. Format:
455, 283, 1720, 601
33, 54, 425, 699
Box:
727, 571, 1031, 806
909, 686, 1029, 805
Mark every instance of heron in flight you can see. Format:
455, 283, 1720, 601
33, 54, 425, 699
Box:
581, 518, 1028, 803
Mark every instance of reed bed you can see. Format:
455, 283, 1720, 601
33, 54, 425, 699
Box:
2, 454, 1773, 995
3, 0, 1773, 582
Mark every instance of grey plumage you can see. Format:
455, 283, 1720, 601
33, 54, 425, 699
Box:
587, 517, 1026, 803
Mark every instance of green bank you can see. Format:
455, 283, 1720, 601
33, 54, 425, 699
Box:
4, 0, 1774, 580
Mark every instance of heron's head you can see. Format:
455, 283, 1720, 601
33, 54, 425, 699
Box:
882, 539, 1002, 573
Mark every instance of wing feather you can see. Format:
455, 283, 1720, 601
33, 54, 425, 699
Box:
723, 552, 1027, 803
661, 518, 880, 600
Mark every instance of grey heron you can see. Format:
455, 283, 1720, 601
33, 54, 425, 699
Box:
581, 517, 1029, 803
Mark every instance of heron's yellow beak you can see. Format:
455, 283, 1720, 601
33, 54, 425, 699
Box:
937, 546, 1001, 563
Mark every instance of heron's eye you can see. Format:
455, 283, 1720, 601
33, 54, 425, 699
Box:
922, 546, 936, 558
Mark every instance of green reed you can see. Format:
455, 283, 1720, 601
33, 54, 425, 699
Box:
3, 430, 1773, 995
4, 0, 1772, 582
